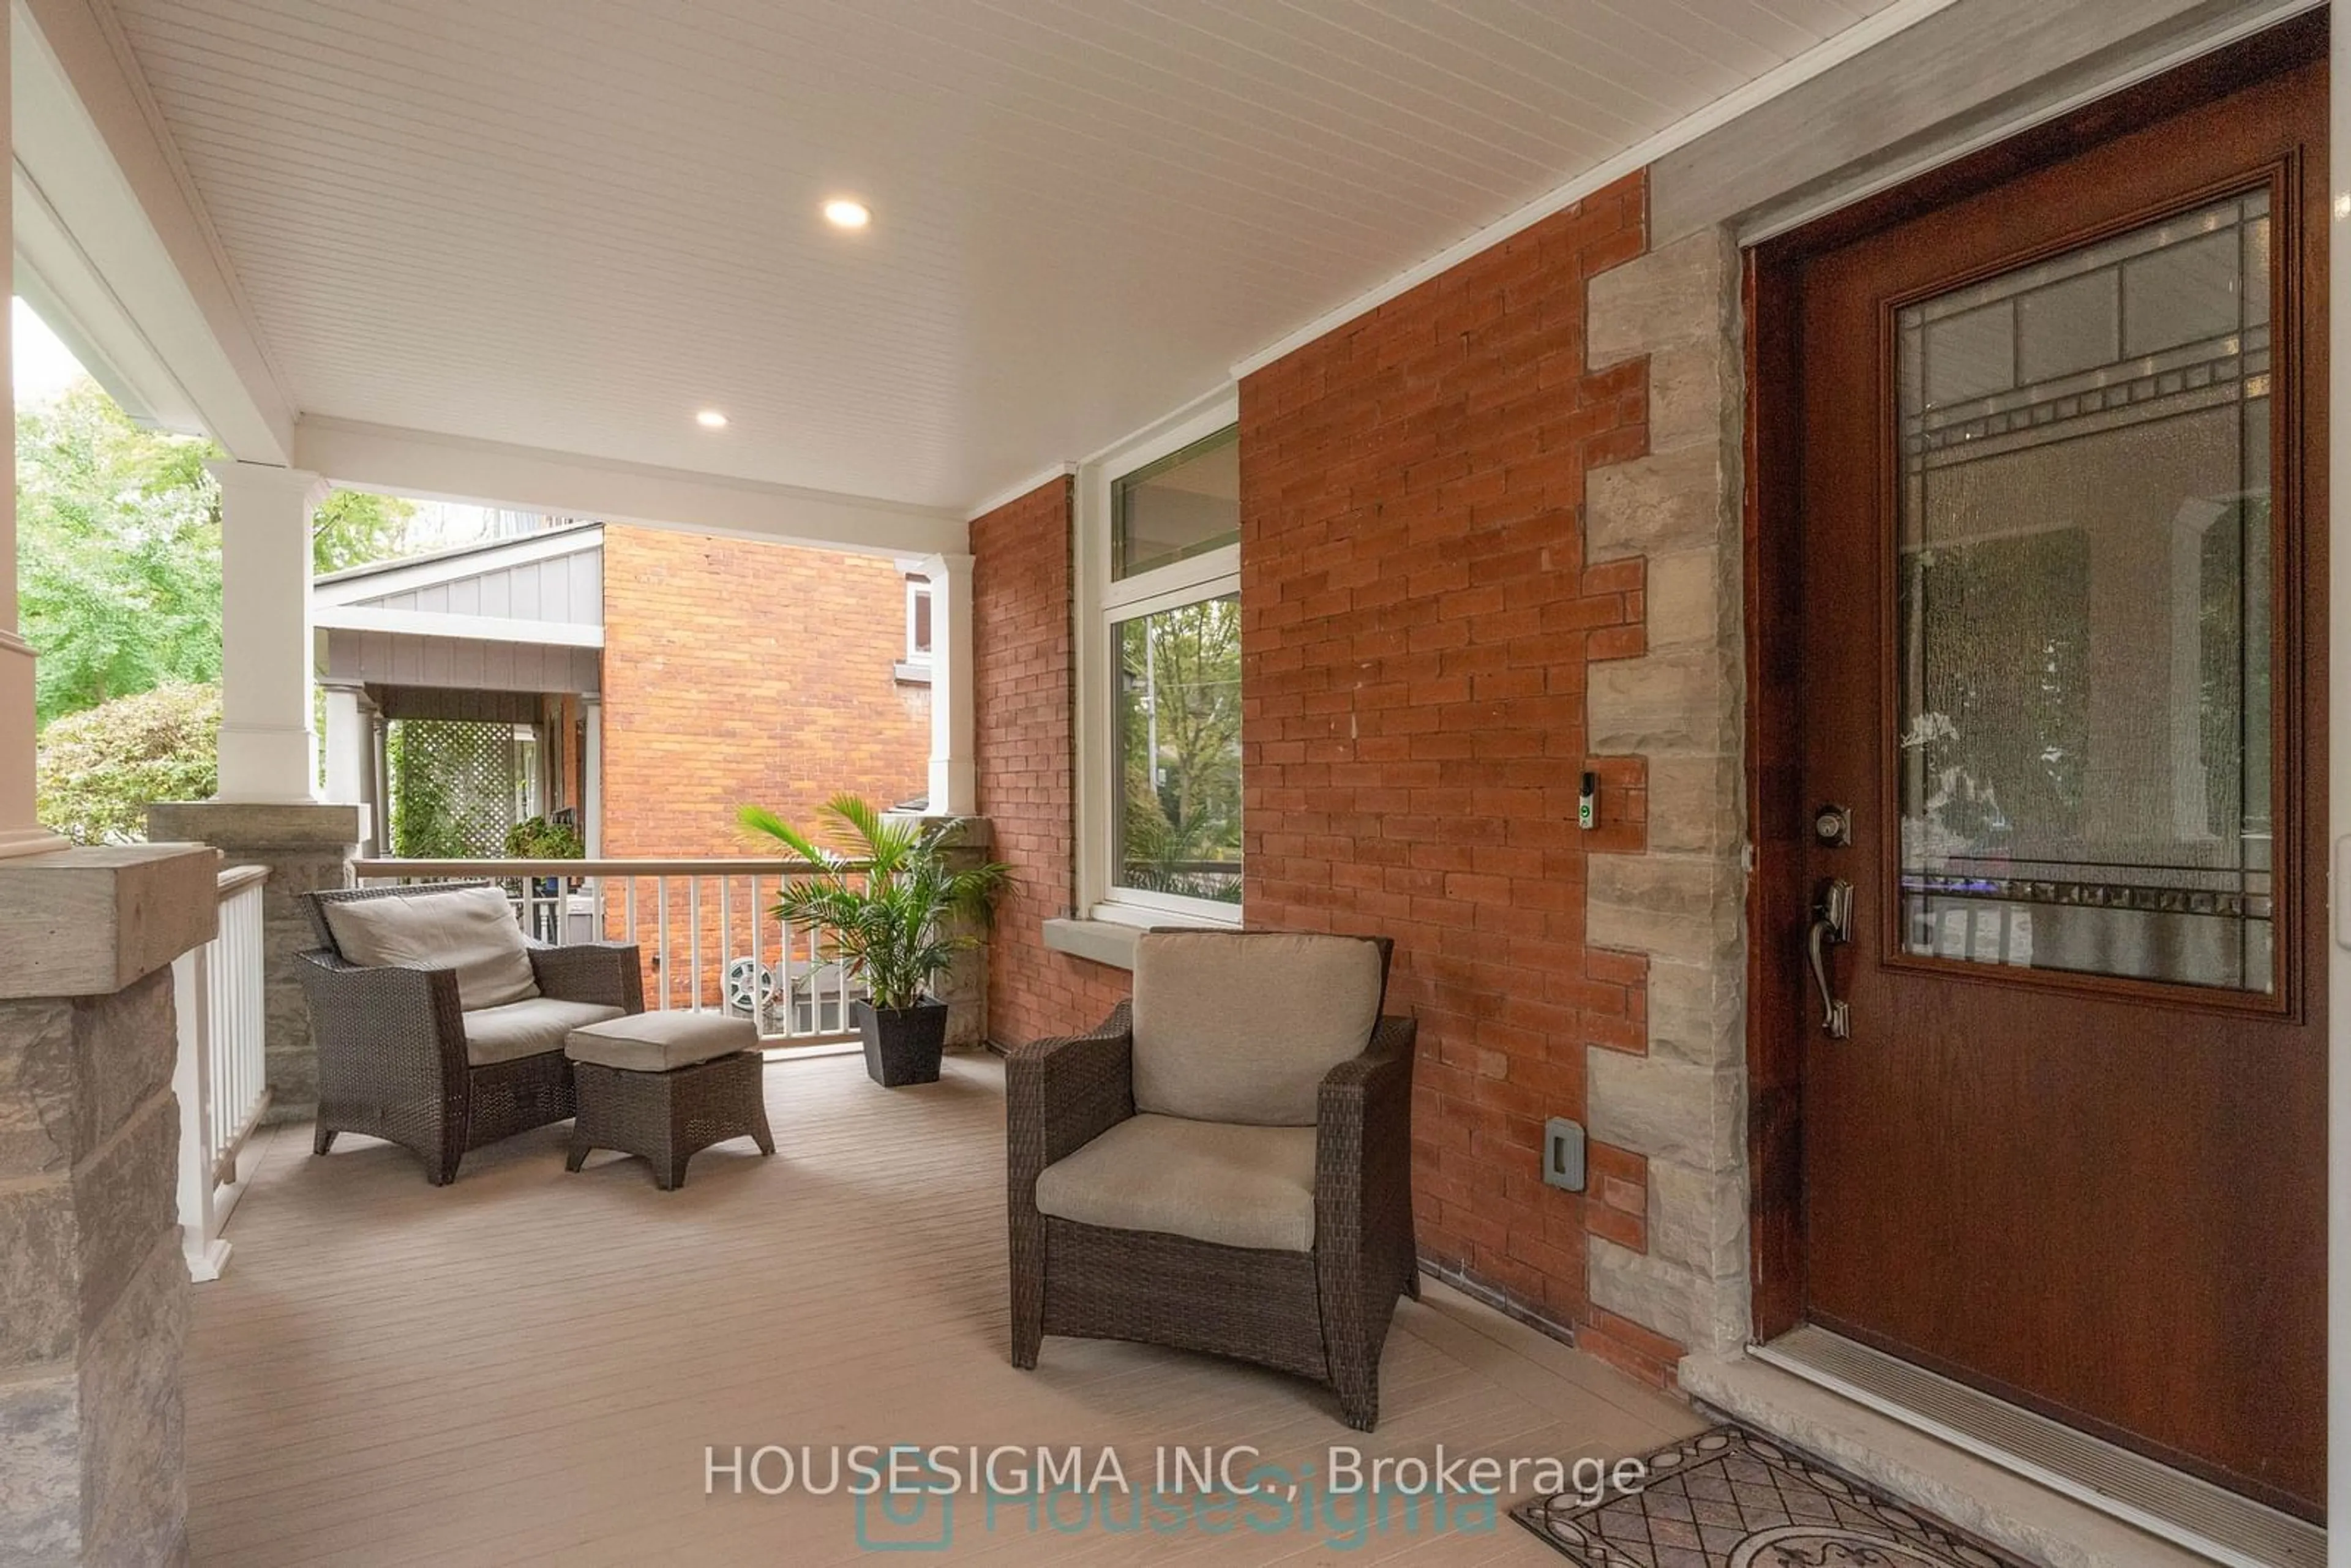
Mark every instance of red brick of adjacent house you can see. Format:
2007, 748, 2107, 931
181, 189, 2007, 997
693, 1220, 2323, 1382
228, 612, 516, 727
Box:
599, 525, 931, 857
599, 525, 932, 1007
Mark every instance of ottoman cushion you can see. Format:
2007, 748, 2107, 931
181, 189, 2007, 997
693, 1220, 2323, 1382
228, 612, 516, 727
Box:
567, 1011, 758, 1072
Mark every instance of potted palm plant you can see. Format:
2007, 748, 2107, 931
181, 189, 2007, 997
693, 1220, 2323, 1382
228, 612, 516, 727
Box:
739, 794, 1008, 1086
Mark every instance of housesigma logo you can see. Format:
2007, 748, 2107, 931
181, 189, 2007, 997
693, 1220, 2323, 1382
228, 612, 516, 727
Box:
702, 1442, 1646, 1551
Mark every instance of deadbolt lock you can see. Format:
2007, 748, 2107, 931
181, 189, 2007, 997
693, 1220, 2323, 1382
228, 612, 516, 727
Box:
1812, 804, 1853, 847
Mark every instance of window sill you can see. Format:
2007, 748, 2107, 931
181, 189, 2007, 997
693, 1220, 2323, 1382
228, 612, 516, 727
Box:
893, 660, 932, 685
1041, 906, 1239, 970
1042, 918, 1140, 969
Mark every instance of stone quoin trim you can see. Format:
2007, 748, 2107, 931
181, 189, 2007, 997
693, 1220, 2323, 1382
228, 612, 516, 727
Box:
1580, 228, 1751, 1364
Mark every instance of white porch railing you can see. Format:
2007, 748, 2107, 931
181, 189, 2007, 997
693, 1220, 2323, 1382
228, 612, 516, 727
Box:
173, 864, 271, 1282
349, 859, 871, 1046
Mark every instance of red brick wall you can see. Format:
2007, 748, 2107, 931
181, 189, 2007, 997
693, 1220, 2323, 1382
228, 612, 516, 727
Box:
1237, 172, 1669, 1378
600, 525, 931, 857
969, 479, 1131, 1046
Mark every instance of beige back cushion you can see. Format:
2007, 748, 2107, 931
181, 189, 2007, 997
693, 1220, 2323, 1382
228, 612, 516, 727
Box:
1130, 932, 1384, 1126
322, 886, 541, 1012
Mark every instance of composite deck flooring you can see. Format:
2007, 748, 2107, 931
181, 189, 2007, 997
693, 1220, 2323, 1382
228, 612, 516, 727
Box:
185, 1049, 1700, 1565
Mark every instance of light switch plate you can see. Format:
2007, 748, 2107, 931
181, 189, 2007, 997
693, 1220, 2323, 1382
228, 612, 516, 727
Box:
1543, 1116, 1585, 1192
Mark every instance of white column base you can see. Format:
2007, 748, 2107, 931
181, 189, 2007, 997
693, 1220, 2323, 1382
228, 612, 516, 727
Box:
0, 824, 70, 860
213, 722, 323, 805
920, 553, 977, 817
0, 634, 62, 857
928, 758, 977, 818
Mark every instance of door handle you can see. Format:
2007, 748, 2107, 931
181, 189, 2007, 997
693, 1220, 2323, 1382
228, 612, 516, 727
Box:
1807, 878, 1854, 1040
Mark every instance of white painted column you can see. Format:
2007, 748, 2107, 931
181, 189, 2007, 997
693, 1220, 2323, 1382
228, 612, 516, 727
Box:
369, 706, 390, 852
0, 29, 67, 862
209, 460, 328, 804
580, 692, 604, 857
320, 681, 368, 806
920, 552, 977, 816
2327, 15, 2349, 1562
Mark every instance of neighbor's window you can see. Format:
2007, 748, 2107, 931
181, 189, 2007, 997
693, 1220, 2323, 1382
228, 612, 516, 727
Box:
906, 579, 934, 661
1081, 413, 1242, 925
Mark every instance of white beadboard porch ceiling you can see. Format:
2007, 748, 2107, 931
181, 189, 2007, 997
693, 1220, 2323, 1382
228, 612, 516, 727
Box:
106, 0, 1899, 512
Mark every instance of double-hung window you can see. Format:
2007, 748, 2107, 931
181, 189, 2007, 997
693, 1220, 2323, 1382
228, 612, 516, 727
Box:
1076, 400, 1242, 926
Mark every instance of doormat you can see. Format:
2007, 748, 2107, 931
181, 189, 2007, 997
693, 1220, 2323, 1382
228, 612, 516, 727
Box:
1511, 1427, 2031, 1568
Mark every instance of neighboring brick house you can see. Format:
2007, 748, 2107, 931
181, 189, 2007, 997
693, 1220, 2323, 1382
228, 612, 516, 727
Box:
314, 522, 931, 861
599, 526, 931, 857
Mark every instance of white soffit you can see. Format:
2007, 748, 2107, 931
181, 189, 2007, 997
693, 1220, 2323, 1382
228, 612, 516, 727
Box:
102, 0, 1916, 514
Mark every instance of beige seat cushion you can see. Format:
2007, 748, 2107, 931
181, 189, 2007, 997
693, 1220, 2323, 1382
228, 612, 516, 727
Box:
323, 886, 541, 1012
462, 998, 624, 1067
1033, 1114, 1318, 1252
1130, 931, 1383, 1126
565, 1010, 759, 1073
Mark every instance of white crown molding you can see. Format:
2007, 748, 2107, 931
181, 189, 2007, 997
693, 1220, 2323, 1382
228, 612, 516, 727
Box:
964, 463, 1076, 523
1227, 0, 1963, 380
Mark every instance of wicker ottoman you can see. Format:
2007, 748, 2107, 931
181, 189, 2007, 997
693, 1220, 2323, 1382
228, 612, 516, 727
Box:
563, 1013, 775, 1190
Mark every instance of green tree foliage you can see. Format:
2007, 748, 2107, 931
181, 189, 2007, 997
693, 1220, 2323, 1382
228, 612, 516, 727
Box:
33, 683, 220, 844
17, 380, 421, 731
1117, 596, 1242, 900
386, 721, 475, 859
17, 382, 220, 724
312, 489, 419, 576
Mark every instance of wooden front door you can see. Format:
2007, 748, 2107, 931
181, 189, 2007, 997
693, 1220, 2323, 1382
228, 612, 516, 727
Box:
1766, 43, 2327, 1518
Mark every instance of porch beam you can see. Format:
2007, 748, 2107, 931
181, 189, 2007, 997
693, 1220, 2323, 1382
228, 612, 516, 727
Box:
210, 460, 327, 804
320, 680, 368, 811
581, 693, 604, 857
13, 0, 295, 460
920, 552, 977, 817
294, 416, 966, 561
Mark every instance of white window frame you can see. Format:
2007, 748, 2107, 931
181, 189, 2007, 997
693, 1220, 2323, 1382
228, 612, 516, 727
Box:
904, 578, 934, 661
1075, 392, 1243, 928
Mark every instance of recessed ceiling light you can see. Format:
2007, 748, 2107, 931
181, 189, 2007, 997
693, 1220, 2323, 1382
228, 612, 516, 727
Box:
696, 409, 729, 429
822, 198, 872, 230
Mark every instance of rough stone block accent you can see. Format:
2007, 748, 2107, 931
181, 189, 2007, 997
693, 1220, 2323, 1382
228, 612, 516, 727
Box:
1589, 648, 1741, 755
1586, 1051, 1742, 1169
1588, 445, 1731, 562
0, 962, 195, 1562
0, 1000, 73, 1179
0, 846, 218, 1000
1579, 224, 1752, 1367
75, 1236, 188, 1567
1588, 854, 1741, 967
0, 1372, 78, 1559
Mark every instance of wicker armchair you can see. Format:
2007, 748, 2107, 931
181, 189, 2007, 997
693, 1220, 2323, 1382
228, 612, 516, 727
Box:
299, 883, 644, 1185
1007, 931, 1417, 1430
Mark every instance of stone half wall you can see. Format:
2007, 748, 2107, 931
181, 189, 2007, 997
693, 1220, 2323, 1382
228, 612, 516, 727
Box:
1581, 228, 1750, 1362
0, 844, 218, 1564
969, 478, 1133, 1048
